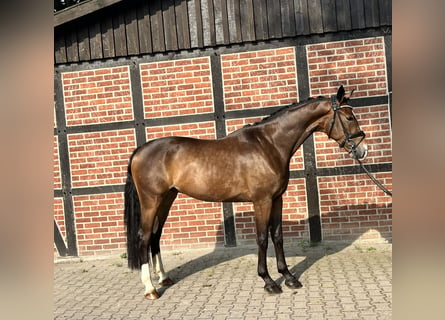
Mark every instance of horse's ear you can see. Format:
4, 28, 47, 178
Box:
345, 88, 355, 101
349, 88, 355, 97
336, 85, 345, 104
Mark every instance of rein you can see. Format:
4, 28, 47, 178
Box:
329, 95, 392, 197
356, 159, 393, 197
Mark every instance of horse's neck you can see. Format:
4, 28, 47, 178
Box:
269, 100, 329, 158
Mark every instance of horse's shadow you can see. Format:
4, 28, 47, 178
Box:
157, 202, 392, 297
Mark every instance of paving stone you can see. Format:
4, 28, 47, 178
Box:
54, 242, 392, 319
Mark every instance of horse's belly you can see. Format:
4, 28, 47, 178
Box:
174, 177, 250, 202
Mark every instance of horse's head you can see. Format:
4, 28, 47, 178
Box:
326, 85, 368, 160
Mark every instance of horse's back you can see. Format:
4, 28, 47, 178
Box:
130, 136, 227, 194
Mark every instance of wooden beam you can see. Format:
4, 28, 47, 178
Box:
54, 0, 124, 27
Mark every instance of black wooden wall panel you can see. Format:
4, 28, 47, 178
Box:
113, 14, 127, 56
201, 0, 214, 46
55, 34, 67, 63
125, 8, 140, 55
66, 29, 79, 62
78, 24, 91, 61
378, 0, 391, 26
266, 0, 282, 39
150, 0, 166, 52
281, 0, 296, 37
163, 0, 179, 51
321, 0, 337, 33
89, 21, 103, 60
137, 3, 152, 54
365, 0, 380, 28
227, 0, 242, 43
101, 17, 115, 58
294, 0, 310, 36
208, 0, 217, 46
307, 0, 323, 34
54, 0, 392, 64
213, 0, 223, 44
335, 0, 351, 31
350, 0, 366, 30
175, 0, 191, 48
253, 0, 268, 40
192, 0, 205, 48
240, 0, 255, 42
218, 0, 230, 45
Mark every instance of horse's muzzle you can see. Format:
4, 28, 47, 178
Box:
349, 143, 368, 160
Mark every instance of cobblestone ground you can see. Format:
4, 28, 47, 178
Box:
54, 242, 391, 319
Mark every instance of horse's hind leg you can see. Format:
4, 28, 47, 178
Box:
270, 197, 302, 289
138, 195, 163, 300
151, 189, 178, 287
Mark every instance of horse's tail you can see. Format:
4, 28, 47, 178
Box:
124, 148, 142, 270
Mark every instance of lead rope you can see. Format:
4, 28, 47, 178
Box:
356, 159, 392, 197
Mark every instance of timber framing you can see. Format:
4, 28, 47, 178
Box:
54, 0, 392, 255
54, 0, 124, 26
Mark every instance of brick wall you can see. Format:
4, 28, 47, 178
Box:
57, 66, 138, 256
318, 173, 392, 241
147, 122, 216, 141
161, 197, 225, 250
67, 129, 136, 188
307, 37, 387, 97
62, 67, 133, 126
73, 193, 126, 255
140, 57, 214, 118
221, 47, 298, 111
66, 128, 135, 255
54, 36, 392, 257
308, 37, 392, 241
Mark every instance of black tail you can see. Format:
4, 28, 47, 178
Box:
124, 148, 142, 270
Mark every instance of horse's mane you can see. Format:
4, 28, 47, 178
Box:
245, 96, 326, 127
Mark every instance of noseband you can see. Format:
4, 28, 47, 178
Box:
328, 96, 365, 149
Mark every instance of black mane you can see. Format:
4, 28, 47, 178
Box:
245, 96, 326, 127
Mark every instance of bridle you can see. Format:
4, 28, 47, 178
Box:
327, 96, 392, 197
328, 95, 366, 151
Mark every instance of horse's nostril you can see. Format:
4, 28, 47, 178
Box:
360, 146, 368, 160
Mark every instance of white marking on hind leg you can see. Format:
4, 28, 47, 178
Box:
153, 253, 170, 284
141, 263, 156, 296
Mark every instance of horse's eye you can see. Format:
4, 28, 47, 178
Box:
346, 116, 354, 121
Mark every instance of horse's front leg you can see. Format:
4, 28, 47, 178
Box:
254, 199, 282, 294
270, 196, 302, 289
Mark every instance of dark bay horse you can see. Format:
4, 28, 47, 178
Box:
124, 85, 368, 299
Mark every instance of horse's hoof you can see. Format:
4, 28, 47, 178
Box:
144, 290, 159, 300
264, 283, 282, 294
159, 277, 174, 287
285, 278, 303, 289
